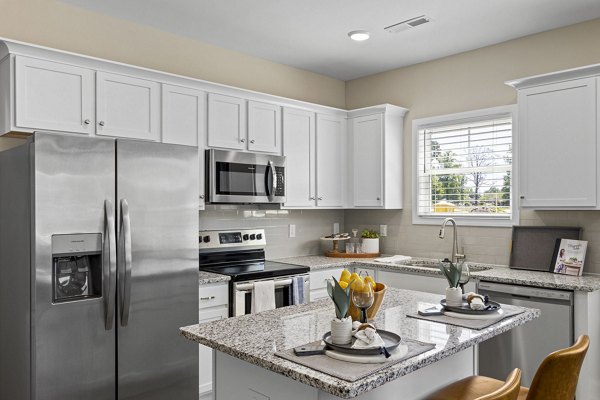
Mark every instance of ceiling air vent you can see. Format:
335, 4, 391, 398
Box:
384, 15, 431, 33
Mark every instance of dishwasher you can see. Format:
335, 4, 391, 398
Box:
478, 281, 573, 387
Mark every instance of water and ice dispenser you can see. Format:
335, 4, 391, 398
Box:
52, 234, 103, 303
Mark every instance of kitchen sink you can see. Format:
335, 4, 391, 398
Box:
403, 259, 492, 272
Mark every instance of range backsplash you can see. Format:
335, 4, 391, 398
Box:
199, 208, 344, 259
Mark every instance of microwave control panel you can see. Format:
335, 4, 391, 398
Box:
274, 167, 285, 196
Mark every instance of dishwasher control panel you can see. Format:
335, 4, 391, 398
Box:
478, 281, 573, 302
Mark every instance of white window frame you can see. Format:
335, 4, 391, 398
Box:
412, 105, 519, 227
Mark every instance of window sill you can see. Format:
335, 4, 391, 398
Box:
412, 214, 517, 228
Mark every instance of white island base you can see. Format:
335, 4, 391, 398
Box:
213, 348, 474, 400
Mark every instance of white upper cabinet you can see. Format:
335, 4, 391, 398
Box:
347, 105, 406, 209
162, 84, 204, 146
207, 93, 246, 150
15, 56, 95, 134
515, 77, 597, 208
316, 113, 346, 207
247, 100, 281, 154
162, 84, 207, 209
282, 107, 316, 208
351, 114, 384, 207
96, 72, 160, 141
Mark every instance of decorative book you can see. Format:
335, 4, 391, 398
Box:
550, 239, 587, 276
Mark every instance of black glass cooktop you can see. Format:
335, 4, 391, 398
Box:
200, 260, 309, 281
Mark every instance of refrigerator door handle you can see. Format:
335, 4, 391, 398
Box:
119, 199, 133, 327
104, 200, 117, 330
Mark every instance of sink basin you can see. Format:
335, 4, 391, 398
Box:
403, 259, 492, 272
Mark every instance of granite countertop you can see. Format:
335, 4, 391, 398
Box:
198, 271, 230, 285
181, 287, 539, 399
273, 255, 600, 292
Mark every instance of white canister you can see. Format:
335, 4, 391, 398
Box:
330, 317, 352, 344
445, 287, 463, 307
361, 238, 379, 254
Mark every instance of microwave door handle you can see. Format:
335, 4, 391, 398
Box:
103, 200, 117, 330
266, 160, 276, 201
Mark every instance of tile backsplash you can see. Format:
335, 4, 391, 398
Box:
199, 206, 600, 275
345, 208, 600, 275
199, 207, 344, 259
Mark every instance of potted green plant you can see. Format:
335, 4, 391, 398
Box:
327, 277, 353, 344
361, 229, 380, 254
438, 260, 464, 307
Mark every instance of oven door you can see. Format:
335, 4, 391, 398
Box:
208, 149, 285, 204
232, 275, 309, 317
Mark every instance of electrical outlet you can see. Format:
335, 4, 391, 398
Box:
333, 223, 340, 234
289, 224, 296, 238
380, 225, 388, 237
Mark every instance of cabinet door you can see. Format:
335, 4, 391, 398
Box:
519, 78, 597, 208
15, 56, 95, 134
162, 85, 207, 208
248, 100, 281, 154
207, 93, 246, 150
198, 306, 228, 396
316, 114, 345, 207
352, 114, 384, 207
282, 107, 316, 207
96, 72, 160, 140
162, 84, 205, 146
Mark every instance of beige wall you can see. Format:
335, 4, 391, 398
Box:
345, 18, 600, 274
0, 0, 345, 109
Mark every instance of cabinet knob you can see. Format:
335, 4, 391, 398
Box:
83, 119, 91, 125
377, 197, 381, 201
240, 138, 245, 143
99, 121, 105, 127
520, 196, 525, 199
318, 197, 323, 201
199, 194, 205, 200
250, 139, 255, 144
310, 196, 316, 200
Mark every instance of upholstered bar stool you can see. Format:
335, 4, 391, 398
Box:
425, 335, 589, 400
427, 369, 521, 400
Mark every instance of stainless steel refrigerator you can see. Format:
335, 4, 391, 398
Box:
0, 133, 199, 400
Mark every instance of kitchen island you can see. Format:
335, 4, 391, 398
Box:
181, 287, 539, 399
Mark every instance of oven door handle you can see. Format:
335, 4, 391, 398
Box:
235, 277, 309, 291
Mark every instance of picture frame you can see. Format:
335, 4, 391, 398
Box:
550, 238, 588, 276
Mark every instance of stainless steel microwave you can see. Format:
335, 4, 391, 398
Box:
207, 149, 286, 204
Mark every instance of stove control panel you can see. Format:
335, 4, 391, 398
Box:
199, 229, 267, 250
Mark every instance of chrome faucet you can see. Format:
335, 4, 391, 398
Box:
439, 218, 465, 264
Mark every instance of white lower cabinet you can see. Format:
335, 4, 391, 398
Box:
309, 267, 345, 301
378, 270, 476, 294
198, 282, 229, 398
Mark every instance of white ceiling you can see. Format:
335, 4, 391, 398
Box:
60, 0, 600, 80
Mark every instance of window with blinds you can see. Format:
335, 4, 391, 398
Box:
416, 112, 513, 220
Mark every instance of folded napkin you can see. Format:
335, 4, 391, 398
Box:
463, 292, 486, 311
374, 255, 412, 264
351, 321, 385, 349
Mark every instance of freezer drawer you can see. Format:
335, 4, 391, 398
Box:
478, 281, 573, 387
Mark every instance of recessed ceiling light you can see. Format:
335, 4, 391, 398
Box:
348, 30, 370, 41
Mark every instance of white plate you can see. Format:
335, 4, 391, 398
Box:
443, 309, 504, 320
324, 344, 408, 364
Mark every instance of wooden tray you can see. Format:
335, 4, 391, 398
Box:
325, 251, 380, 258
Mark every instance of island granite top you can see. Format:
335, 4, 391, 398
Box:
180, 287, 539, 399
272, 256, 600, 292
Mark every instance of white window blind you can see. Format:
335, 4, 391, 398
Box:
416, 114, 513, 219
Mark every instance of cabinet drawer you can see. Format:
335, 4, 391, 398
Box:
199, 283, 229, 310
310, 267, 344, 290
